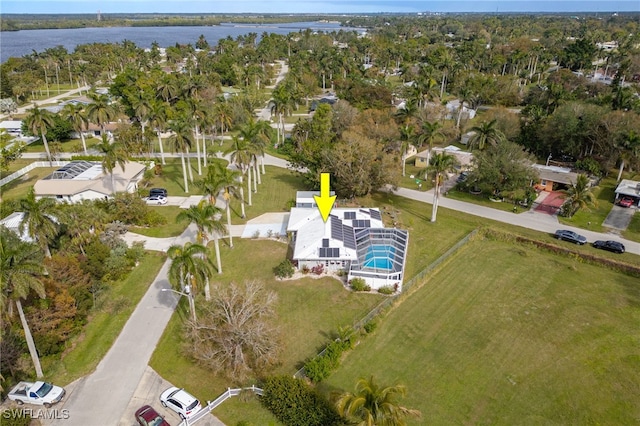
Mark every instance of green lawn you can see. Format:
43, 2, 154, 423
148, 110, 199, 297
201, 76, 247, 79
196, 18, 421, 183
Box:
0, 159, 34, 178
129, 206, 189, 238
322, 238, 640, 425
399, 161, 432, 193
557, 177, 618, 232
23, 136, 101, 154
1, 166, 59, 201
44, 252, 166, 385
150, 239, 384, 425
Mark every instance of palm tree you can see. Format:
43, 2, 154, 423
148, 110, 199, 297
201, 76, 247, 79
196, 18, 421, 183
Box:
61, 103, 89, 155
24, 104, 55, 165
427, 152, 458, 223
225, 135, 252, 214
213, 101, 233, 146
416, 120, 444, 167
335, 376, 421, 426
561, 174, 596, 218
86, 93, 118, 139
615, 130, 640, 182
18, 187, 59, 258
399, 124, 416, 177
467, 119, 505, 151
168, 116, 195, 193
239, 119, 270, 187
176, 201, 226, 300
198, 162, 243, 248
96, 136, 128, 193
167, 242, 212, 321
0, 229, 47, 378
148, 100, 169, 165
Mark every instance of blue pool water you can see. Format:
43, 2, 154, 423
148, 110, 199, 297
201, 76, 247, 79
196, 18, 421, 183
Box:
362, 245, 395, 270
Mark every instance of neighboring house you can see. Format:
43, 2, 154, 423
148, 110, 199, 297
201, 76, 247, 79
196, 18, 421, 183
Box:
0, 120, 24, 137
287, 192, 409, 291
532, 165, 581, 192
615, 179, 640, 205
295, 190, 336, 208
86, 122, 120, 138
415, 145, 473, 170
445, 99, 476, 121
33, 160, 146, 203
460, 131, 476, 145
0, 212, 33, 242
60, 96, 93, 107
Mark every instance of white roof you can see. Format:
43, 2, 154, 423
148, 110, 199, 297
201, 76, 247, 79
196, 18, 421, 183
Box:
615, 179, 640, 196
0, 212, 33, 242
288, 207, 384, 261
0, 120, 22, 129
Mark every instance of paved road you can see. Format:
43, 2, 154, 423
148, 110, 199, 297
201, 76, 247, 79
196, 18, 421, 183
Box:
0, 86, 91, 121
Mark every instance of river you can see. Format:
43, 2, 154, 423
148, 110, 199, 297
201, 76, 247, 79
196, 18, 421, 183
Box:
0, 21, 363, 62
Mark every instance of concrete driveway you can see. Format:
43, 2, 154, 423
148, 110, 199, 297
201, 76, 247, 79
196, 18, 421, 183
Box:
603, 205, 636, 230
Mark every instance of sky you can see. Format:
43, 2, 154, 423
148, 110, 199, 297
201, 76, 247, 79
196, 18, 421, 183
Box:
1, 1, 639, 14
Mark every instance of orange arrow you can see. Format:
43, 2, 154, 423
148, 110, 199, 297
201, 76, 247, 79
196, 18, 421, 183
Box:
314, 173, 336, 222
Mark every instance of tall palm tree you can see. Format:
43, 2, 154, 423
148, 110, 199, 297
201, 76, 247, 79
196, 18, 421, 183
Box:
168, 116, 195, 193
225, 135, 252, 213
399, 124, 416, 177
561, 174, 596, 218
467, 119, 505, 151
148, 100, 169, 165
0, 229, 47, 378
96, 136, 128, 193
615, 130, 640, 182
176, 201, 226, 300
167, 242, 212, 321
416, 120, 444, 167
61, 103, 89, 155
239, 119, 270, 187
24, 104, 55, 165
427, 152, 458, 223
86, 93, 118, 139
213, 101, 233, 146
335, 376, 421, 426
198, 162, 243, 248
18, 187, 59, 258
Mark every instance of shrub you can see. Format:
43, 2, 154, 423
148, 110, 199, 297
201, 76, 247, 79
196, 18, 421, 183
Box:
301, 265, 310, 274
261, 375, 341, 426
311, 264, 324, 275
377, 285, 395, 295
273, 259, 295, 279
350, 278, 370, 292
363, 321, 377, 334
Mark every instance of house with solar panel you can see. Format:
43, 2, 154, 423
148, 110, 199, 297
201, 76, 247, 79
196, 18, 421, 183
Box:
33, 160, 146, 203
287, 192, 409, 291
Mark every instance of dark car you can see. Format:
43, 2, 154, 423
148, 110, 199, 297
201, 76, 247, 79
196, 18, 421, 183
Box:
618, 196, 635, 208
592, 240, 625, 254
456, 172, 469, 183
135, 405, 171, 426
554, 229, 587, 245
149, 188, 168, 198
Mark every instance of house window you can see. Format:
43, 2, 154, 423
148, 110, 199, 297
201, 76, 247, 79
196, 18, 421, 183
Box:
541, 180, 547, 186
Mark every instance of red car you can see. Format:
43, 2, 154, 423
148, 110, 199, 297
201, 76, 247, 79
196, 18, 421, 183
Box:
135, 405, 171, 426
618, 197, 635, 208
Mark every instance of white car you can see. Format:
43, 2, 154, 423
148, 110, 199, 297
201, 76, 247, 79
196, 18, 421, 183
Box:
146, 195, 168, 205
159, 387, 201, 420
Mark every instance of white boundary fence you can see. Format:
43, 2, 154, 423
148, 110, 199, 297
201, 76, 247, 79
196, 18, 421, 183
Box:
0, 161, 69, 187
179, 386, 264, 426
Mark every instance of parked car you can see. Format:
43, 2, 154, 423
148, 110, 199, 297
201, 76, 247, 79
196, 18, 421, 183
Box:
554, 229, 587, 245
618, 196, 635, 208
7, 381, 65, 407
456, 171, 469, 183
135, 405, 171, 426
149, 188, 168, 198
146, 195, 168, 205
592, 240, 625, 254
160, 387, 201, 420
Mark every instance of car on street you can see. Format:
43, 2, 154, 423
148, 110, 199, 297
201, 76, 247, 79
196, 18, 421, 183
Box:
554, 229, 587, 245
160, 387, 201, 420
618, 196, 635, 208
592, 240, 625, 254
135, 405, 171, 426
146, 195, 168, 205
149, 188, 168, 198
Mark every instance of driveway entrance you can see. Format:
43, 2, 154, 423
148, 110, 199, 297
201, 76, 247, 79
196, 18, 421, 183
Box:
533, 191, 565, 215
603, 205, 636, 230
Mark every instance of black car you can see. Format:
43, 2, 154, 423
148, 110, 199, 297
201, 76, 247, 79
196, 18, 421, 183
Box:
456, 172, 468, 183
592, 240, 625, 254
554, 229, 587, 245
149, 188, 167, 198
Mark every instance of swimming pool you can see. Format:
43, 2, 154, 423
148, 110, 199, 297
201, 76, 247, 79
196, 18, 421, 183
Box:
362, 245, 395, 271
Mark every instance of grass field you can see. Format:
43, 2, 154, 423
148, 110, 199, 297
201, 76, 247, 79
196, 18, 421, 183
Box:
321, 238, 640, 425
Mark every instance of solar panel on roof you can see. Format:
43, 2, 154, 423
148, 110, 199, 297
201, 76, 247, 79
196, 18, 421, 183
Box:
322, 239, 329, 248
319, 247, 340, 258
352, 219, 371, 228
369, 209, 382, 220
344, 211, 356, 220
343, 225, 356, 249
359, 209, 371, 216
331, 215, 343, 241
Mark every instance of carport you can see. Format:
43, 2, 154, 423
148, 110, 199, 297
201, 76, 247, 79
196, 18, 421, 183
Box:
614, 179, 640, 207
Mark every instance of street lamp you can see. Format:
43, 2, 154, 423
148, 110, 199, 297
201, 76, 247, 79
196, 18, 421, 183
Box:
162, 286, 196, 322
